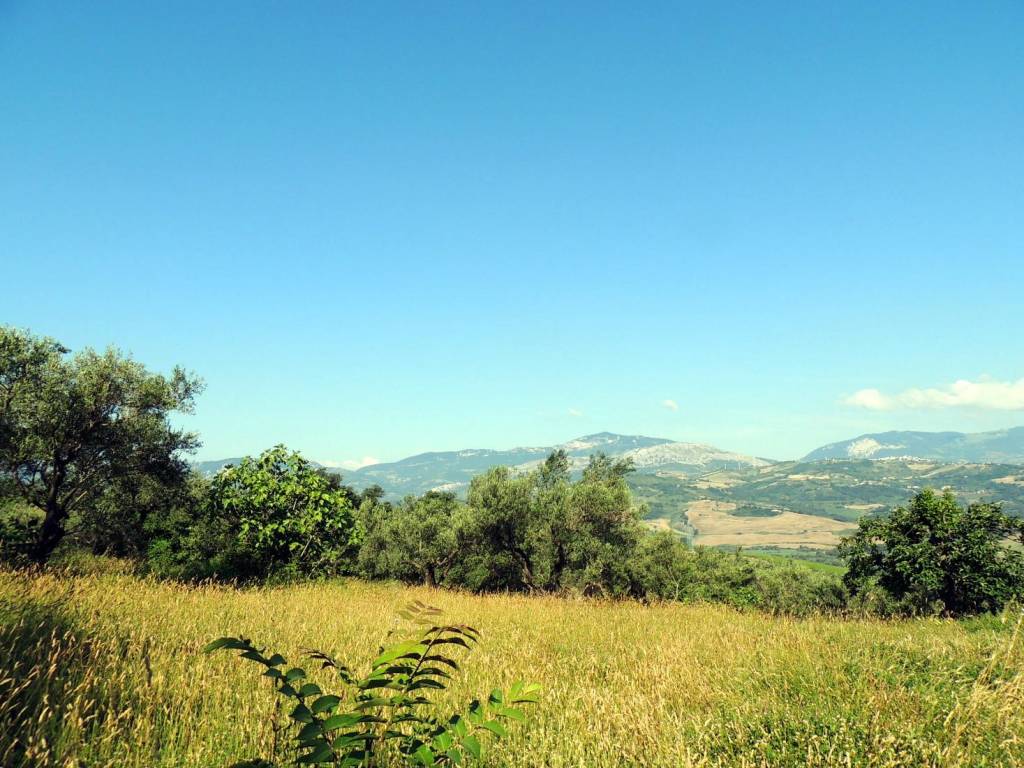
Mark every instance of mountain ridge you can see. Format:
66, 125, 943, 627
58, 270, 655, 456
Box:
195, 433, 772, 498
803, 427, 1024, 464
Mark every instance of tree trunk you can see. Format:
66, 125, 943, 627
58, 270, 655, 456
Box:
32, 500, 67, 563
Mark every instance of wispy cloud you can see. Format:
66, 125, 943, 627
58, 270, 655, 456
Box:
662, 399, 679, 412
844, 377, 1024, 411
567, 408, 584, 417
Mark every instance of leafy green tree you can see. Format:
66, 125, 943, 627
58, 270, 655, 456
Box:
72, 469, 208, 558
0, 326, 202, 562
201, 445, 361, 579
457, 451, 643, 595
839, 489, 1024, 616
358, 491, 466, 586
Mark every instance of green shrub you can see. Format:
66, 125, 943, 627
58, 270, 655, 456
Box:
840, 489, 1024, 616
148, 446, 364, 582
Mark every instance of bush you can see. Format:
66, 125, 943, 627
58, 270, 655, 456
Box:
839, 489, 1024, 616
0, 500, 41, 567
147, 446, 362, 581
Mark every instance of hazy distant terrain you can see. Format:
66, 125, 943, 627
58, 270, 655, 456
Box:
803, 427, 1024, 463
196, 430, 1024, 557
631, 458, 1024, 554
337, 432, 771, 498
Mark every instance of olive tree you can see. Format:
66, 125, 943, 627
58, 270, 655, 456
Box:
457, 451, 643, 595
358, 490, 466, 586
0, 326, 202, 562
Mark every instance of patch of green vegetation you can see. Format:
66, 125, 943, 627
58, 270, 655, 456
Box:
729, 504, 782, 518
741, 550, 846, 574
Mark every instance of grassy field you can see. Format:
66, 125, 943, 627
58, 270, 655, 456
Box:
2, 565, 1023, 768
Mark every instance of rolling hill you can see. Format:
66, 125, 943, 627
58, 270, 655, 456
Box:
630, 458, 1024, 556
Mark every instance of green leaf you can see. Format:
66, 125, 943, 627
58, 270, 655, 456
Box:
290, 703, 314, 724
479, 720, 508, 739
372, 642, 428, 668
463, 734, 481, 759
311, 694, 341, 714
296, 741, 334, 764
497, 705, 525, 722
298, 682, 322, 698
407, 680, 446, 692
510, 682, 542, 703
285, 667, 307, 682
422, 655, 459, 670
410, 666, 452, 680
322, 713, 360, 731
202, 637, 247, 653
414, 745, 435, 767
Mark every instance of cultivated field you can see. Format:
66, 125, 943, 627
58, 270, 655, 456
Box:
2, 566, 1022, 768
684, 499, 854, 550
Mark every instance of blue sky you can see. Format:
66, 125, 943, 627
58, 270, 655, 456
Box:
2, 2, 1022, 465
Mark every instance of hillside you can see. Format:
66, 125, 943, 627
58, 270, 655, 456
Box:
804, 427, 1024, 463
340, 432, 770, 498
631, 458, 1024, 553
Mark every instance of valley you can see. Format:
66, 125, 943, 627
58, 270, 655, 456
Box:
199, 430, 1024, 560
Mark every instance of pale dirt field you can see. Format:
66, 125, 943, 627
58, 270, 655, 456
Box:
685, 499, 855, 550
644, 517, 674, 532
994, 474, 1024, 485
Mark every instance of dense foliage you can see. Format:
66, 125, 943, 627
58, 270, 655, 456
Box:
0, 326, 201, 561
149, 446, 364, 581
354, 451, 845, 615
840, 489, 1024, 616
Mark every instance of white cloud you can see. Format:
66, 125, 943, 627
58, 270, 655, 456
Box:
662, 399, 679, 412
844, 377, 1024, 411
322, 456, 381, 470
844, 388, 892, 410
567, 408, 584, 417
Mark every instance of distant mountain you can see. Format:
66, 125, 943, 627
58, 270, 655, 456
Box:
193, 458, 245, 476
803, 428, 1024, 464
340, 432, 772, 498
193, 457, 324, 476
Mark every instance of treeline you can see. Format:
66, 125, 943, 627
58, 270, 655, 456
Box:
3, 327, 1024, 617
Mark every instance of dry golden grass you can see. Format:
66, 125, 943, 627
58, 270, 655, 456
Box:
1, 566, 1022, 768
685, 500, 854, 550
